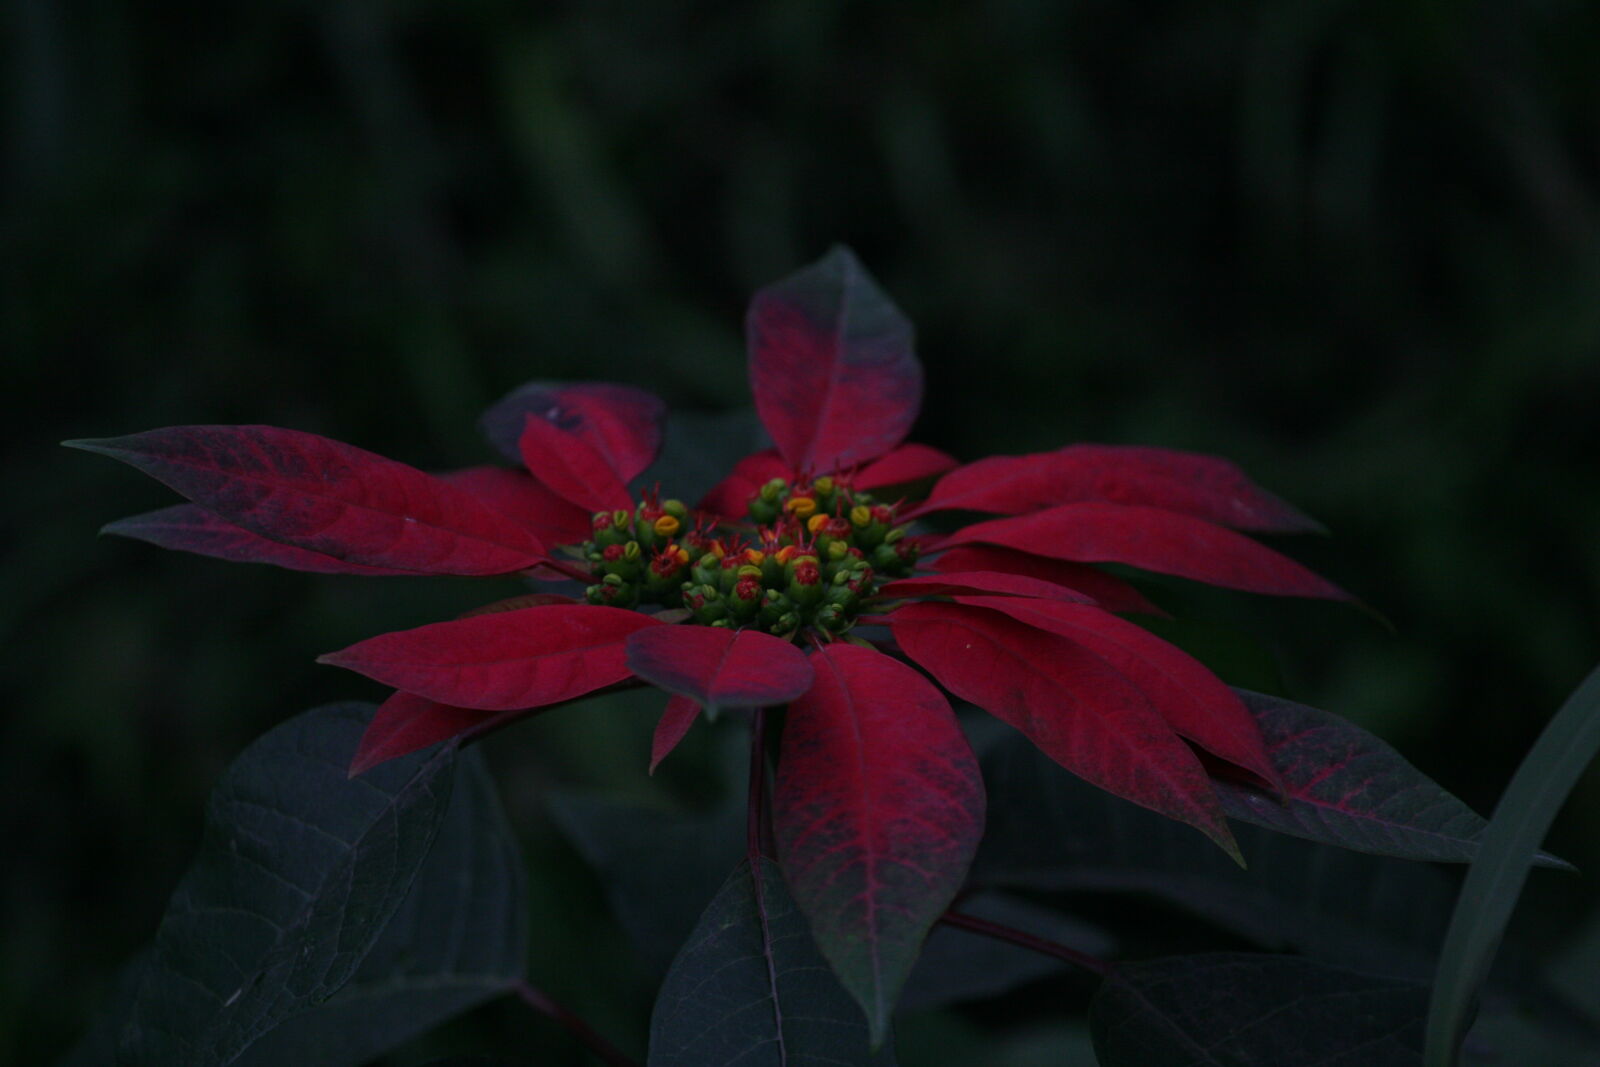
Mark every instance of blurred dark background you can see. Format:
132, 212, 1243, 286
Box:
6, 1, 1599, 1063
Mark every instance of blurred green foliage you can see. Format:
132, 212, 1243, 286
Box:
6, 1, 1599, 1063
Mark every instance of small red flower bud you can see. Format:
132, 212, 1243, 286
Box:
793, 558, 821, 587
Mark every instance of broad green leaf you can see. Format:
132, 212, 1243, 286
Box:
107, 702, 460, 1067
61, 749, 526, 1067
1092, 953, 1428, 1066
547, 789, 742, 974
1218, 689, 1572, 868
648, 857, 895, 1066
1426, 663, 1600, 1067
232, 750, 527, 1065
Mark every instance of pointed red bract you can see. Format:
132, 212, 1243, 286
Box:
914, 444, 1323, 532
103, 504, 419, 575
854, 443, 958, 491
650, 694, 701, 774
773, 644, 985, 1044
438, 465, 594, 547
66, 426, 548, 575
942, 502, 1348, 600
698, 449, 791, 519
318, 604, 658, 710
625, 625, 814, 711
748, 246, 922, 473
517, 417, 633, 514
949, 595, 1281, 789
877, 570, 1096, 604
349, 690, 520, 776
889, 602, 1238, 857
930, 544, 1166, 615
480, 380, 666, 481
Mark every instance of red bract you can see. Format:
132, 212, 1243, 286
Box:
76, 246, 1353, 1034
773, 644, 984, 1044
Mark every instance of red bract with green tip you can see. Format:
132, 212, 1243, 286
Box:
74, 246, 1352, 1035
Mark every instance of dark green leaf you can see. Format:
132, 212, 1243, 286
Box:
110, 702, 461, 1067
648, 857, 896, 1067
973, 720, 1456, 979
546, 788, 742, 974
233, 750, 527, 1066
61, 750, 525, 1067
1218, 690, 1572, 869
1092, 952, 1428, 1066
1427, 663, 1600, 1066
899, 893, 1113, 1011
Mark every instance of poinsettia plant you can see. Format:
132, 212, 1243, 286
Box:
62, 249, 1582, 1067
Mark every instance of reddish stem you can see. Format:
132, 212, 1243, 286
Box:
511, 979, 639, 1067
747, 706, 770, 859
938, 910, 1113, 977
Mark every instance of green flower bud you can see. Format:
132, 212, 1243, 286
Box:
814, 604, 849, 633
594, 509, 634, 547
758, 588, 795, 628
691, 552, 722, 587
590, 572, 638, 609
787, 556, 824, 607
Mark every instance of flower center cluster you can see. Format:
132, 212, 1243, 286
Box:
579, 477, 917, 637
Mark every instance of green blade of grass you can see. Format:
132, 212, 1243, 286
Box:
1424, 662, 1600, 1067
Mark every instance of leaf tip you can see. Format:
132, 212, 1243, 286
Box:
61, 437, 116, 456
1532, 850, 1579, 874
1213, 824, 1247, 869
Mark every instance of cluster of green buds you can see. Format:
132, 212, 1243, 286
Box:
580, 495, 695, 611
748, 475, 919, 579
577, 479, 919, 638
